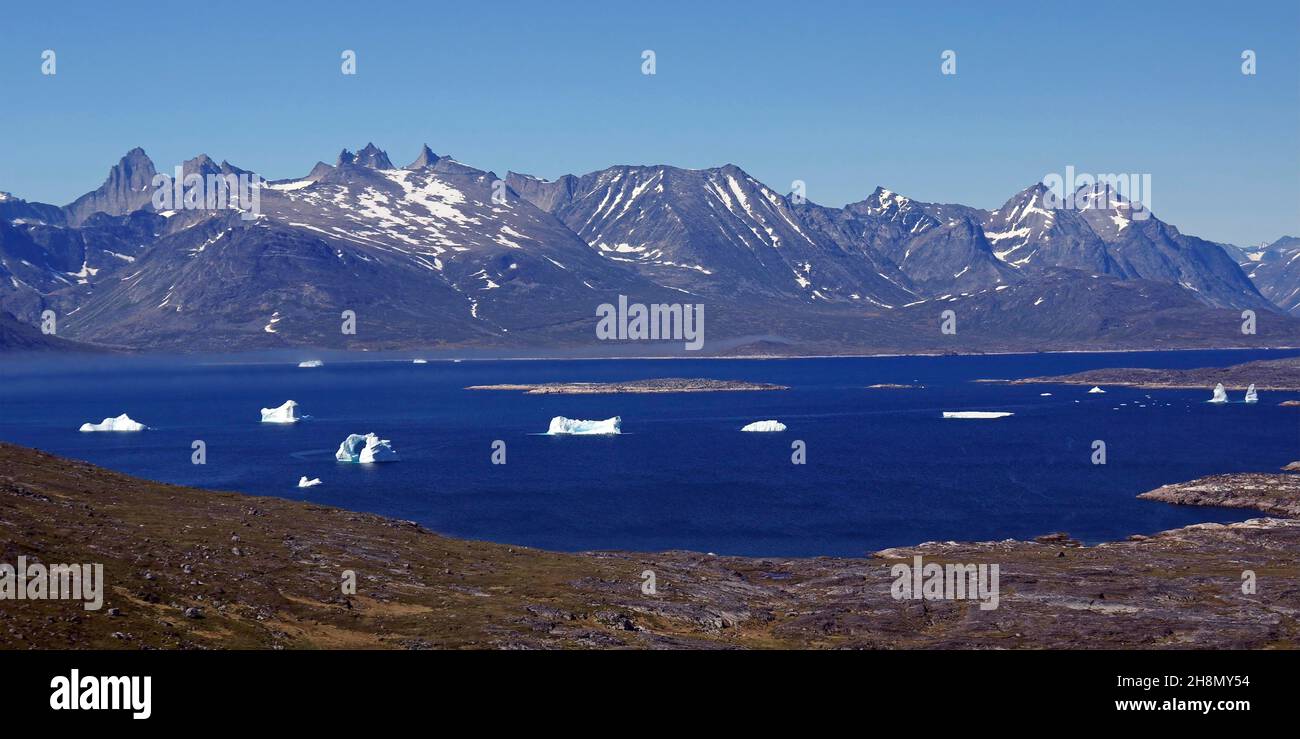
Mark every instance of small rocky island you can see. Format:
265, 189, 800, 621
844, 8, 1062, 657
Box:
466, 378, 787, 394
989, 355, 1300, 391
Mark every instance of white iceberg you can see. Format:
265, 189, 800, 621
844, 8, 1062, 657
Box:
298, 359, 323, 368
1088, 386, 1106, 394
1039, 392, 1052, 396
412, 359, 428, 364
79, 413, 147, 432
546, 416, 621, 435
1208, 383, 1228, 404
260, 400, 304, 424
298, 476, 322, 488
335, 433, 399, 463
1244, 384, 1258, 404
942, 411, 1013, 419
740, 420, 787, 432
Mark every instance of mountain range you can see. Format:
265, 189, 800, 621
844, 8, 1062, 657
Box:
1, 144, 1297, 354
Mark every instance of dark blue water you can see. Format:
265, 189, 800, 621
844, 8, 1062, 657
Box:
1, 349, 1297, 556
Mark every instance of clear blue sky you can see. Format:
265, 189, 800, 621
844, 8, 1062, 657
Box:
1, 0, 1296, 245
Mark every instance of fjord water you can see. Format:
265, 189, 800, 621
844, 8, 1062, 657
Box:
1, 350, 1296, 557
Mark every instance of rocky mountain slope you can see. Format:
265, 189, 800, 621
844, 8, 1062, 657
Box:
0, 311, 82, 353
1237, 236, 1300, 315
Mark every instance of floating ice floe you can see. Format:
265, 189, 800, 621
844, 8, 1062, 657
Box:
942, 411, 1013, 419
1244, 384, 1258, 404
260, 400, 305, 424
740, 420, 787, 432
1208, 383, 1228, 404
298, 476, 322, 488
1039, 392, 1052, 396
546, 416, 621, 435
335, 433, 399, 463
298, 359, 324, 368
412, 359, 428, 364
1088, 386, 1106, 394
79, 414, 147, 432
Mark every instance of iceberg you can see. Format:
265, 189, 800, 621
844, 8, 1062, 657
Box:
942, 411, 1013, 419
335, 433, 399, 463
1208, 383, 1228, 404
1244, 384, 1258, 404
79, 413, 147, 432
298, 476, 322, 488
298, 359, 323, 368
1088, 386, 1106, 394
740, 420, 787, 432
412, 359, 428, 364
260, 400, 304, 424
546, 416, 621, 435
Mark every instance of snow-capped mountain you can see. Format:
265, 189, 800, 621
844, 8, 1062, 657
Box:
506, 165, 917, 308
983, 183, 1119, 272
50, 145, 688, 349
980, 183, 1268, 310
1237, 236, 1300, 314
1, 145, 1296, 353
807, 187, 1015, 294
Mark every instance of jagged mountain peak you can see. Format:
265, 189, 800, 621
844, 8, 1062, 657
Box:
356, 143, 393, 169
219, 160, 251, 177
335, 144, 395, 170
304, 161, 334, 182
181, 153, 221, 178
63, 147, 159, 225
405, 144, 442, 170
858, 186, 915, 213
985, 183, 1096, 267
992, 183, 1054, 217
1072, 180, 1131, 208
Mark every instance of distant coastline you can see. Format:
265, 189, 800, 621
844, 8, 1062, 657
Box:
981, 355, 1300, 392
466, 378, 786, 394
7, 343, 1299, 368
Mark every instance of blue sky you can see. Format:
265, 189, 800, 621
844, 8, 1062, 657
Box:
1, 0, 1296, 245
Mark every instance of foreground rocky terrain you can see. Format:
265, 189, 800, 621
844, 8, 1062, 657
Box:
1, 443, 1297, 649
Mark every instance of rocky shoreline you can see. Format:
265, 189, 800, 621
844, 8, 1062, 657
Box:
465, 378, 787, 394
1138, 472, 1300, 518
1, 443, 1297, 649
